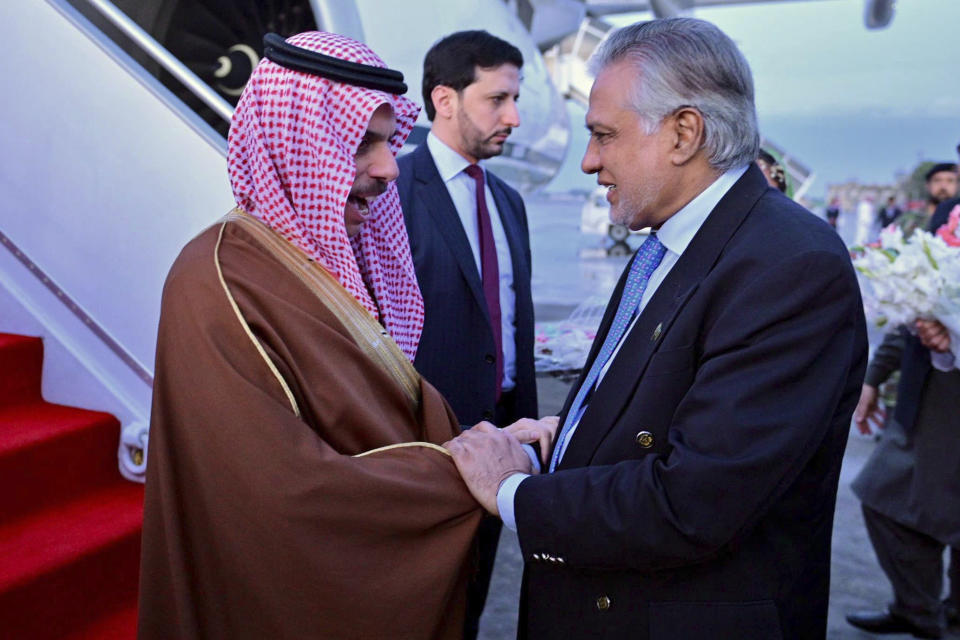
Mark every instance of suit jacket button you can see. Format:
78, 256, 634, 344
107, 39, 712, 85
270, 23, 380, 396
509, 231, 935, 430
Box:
596, 595, 611, 611
635, 431, 654, 448
484, 354, 495, 364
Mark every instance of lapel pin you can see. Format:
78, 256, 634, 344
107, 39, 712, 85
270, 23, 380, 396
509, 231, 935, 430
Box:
651, 322, 662, 341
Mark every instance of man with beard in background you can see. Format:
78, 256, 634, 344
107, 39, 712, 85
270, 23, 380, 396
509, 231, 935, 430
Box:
924, 162, 957, 217
396, 30, 538, 640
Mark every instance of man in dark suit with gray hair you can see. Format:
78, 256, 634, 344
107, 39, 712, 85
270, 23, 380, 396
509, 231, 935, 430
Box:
445, 17, 867, 640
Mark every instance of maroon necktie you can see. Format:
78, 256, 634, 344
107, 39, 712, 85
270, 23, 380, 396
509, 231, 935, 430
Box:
464, 164, 503, 399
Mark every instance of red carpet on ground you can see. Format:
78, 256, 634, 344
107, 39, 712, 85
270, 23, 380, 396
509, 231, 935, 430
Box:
0, 333, 142, 639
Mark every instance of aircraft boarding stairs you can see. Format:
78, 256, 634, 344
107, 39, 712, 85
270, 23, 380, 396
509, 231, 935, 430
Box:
0, 0, 240, 635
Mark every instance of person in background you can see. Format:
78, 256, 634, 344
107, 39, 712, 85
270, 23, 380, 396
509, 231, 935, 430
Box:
924, 162, 958, 217
757, 148, 787, 193
877, 195, 903, 228
826, 196, 841, 229
395, 30, 538, 640
846, 153, 960, 640
897, 163, 958, 238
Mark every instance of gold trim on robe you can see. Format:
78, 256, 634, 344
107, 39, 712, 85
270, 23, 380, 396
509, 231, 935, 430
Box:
224, 209, 422, 413
140, 213, 480, 640
214, 219, 302, 418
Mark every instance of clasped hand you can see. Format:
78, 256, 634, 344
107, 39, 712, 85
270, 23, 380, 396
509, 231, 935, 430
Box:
915, 318, 951, 353
443, 416, 559, 516
856, 319, 952, 436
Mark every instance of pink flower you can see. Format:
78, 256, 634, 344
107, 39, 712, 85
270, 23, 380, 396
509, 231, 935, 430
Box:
936, 204, 960, 247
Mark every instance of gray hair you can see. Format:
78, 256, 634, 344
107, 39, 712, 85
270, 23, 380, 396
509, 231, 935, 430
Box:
589, 18, 760, 171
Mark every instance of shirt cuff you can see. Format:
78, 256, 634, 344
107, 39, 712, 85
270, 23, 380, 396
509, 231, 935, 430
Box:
496, 472, 529, 531
521, 443, 541, 473
930, 349, 957, 372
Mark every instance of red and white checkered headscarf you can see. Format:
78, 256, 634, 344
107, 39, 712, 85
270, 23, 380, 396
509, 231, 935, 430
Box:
228, 31, 423, 360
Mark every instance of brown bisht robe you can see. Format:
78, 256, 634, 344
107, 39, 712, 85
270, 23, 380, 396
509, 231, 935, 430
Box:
138, 212, 482, 639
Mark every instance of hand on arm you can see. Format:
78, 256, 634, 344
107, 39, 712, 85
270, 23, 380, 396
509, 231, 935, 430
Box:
853, 384, 885, 435
512, 250, 867, 570
443, 422, 534, 516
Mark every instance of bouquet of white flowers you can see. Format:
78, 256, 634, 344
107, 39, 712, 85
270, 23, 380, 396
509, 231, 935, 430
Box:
852, 208, 960, 360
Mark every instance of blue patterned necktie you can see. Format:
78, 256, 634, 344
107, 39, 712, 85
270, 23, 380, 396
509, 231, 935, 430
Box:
549, 233, 667, 472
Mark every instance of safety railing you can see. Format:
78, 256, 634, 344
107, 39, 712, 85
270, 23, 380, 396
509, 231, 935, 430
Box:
81, 0, 234, 124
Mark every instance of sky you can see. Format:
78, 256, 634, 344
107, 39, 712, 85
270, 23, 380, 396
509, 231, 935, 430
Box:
546, 0, 960, 198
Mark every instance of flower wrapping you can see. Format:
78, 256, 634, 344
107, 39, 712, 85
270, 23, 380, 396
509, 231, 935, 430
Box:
534, 297, 607, 374
935, 204, 960, 247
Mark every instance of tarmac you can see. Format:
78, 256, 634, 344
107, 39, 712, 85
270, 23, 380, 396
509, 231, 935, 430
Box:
475, 316, 959, 640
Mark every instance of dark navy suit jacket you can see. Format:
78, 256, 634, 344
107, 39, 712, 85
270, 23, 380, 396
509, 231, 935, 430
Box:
396, 143, 537, 426
514, 165, 868, 640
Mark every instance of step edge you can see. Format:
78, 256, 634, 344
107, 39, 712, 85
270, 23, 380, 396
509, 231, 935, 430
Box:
0, 486, 144, 591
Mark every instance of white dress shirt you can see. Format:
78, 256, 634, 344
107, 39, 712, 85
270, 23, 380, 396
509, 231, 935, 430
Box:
427, 133, 517, 390
497, 165, 749, 531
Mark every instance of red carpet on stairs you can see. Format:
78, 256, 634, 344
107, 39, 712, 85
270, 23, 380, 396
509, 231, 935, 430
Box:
0, 333, 143, 639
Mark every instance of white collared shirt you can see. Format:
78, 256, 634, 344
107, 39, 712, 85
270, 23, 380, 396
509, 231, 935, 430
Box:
497, 164, 750, 531
427, 132, 517, 390
595, 165, 749, 385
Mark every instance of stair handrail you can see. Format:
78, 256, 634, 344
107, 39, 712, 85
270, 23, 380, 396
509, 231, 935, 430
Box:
79, 0, 234, 125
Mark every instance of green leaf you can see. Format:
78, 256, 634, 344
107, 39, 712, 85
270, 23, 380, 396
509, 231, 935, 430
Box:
920, 239, 939, 269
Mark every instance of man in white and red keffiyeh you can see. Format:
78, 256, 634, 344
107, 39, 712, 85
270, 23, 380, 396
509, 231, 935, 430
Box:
138, 31, 552, 640
228, 30, 424, 360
